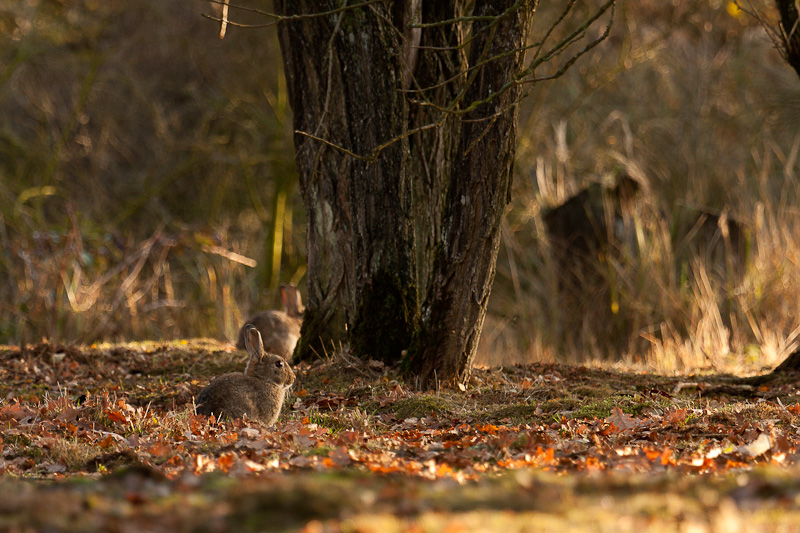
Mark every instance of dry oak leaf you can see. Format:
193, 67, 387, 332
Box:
605, 407, 639, 433
328, 446, 355, 468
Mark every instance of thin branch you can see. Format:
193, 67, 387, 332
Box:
203, 0, 388, 21
410, 14, 510, 29
297, 113, 449, 163
448, 0, 614, 115
297, 131, 372, 161
520, 2, 615, 82
219, 0, 229, 38
524, 0, 615, 75
200, 14, 276, 30
402, 2, 528, 94
403, 0, 613, 99
201, 0, 390, 32
296, 0, 616, 162
529, 0, 579, 65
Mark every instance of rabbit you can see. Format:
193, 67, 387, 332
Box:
197, 324, 295, 425
236, 284, 304, 361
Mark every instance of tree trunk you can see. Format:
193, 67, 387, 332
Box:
275, 1, 418, 362
407, 1, 531, 387
407, 3, 465, 304
275, 1, 533, 387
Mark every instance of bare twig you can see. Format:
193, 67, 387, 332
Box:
289, 1, 615, 169
201, 0, 390, 31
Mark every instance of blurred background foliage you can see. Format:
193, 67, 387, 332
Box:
1, 0, 799, 373
0, 0, 304, 344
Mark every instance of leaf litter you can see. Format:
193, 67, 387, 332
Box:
1, 340, 800, 531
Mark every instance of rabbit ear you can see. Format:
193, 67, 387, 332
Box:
243, 324, 264, 376
243, 324, 264, 358
280, 284, 303, 315
279, 285, 291, 310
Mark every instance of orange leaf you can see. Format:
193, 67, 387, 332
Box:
368, 463, 402, 474
218, 452, 236, 472
146, 441, 174, 457
165, 455, 183, 467
664, 408, 687, 424
537, 447, 555, 464
660, 448, 674, 466
605, 407, 639, 432
329, 446, 354, 468
435, 463, 453, 477
585, 456, 603, 470
106, 410, 128, 424
0, 403, 34, 421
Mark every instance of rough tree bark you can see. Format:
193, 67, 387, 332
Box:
406, 3, 464, 301
275, 1, 418, 363
406, 2, 531, 386
275, 0, 532, 387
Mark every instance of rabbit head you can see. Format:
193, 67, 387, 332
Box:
243, 324, 295, 388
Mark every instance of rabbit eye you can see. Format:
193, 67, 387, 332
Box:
274, 360, 284, 368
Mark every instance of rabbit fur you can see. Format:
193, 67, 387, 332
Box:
197, 324, 295, 425
236, 284, 303, 361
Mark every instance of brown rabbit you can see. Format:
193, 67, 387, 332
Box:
236, 284, 303, 361
197, 324, 295, 425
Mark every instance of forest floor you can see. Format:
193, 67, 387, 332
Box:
1, 340, 800, 532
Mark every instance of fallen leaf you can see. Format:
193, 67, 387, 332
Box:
218, 452, 236, 472
737, 433, 771, 458
55, 408, 80, 423
605, 407, 639, 432
329, 446, 354, 467
106, 410, 128, 424
664, 409, 687, 424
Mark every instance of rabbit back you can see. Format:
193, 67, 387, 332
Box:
196, 373, 289, 426
235, 311, 301, 360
